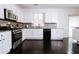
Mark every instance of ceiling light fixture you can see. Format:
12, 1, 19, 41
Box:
34, 4, 39, 6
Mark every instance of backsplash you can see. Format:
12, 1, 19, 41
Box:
0, 19, 27, 29
44, 23, 57, 28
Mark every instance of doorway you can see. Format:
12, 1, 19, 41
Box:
68, 16, 79, 53
69, 16, 79, 38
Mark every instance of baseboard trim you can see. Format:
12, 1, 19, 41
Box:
51, 40, 63, 41
24, 39, 43, 41
23, 39, 63, 41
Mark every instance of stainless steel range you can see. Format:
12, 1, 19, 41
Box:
12, 29, 22, 49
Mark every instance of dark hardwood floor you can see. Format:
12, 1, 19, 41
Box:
9, 38, 79, 54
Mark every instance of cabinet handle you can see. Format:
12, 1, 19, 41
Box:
0, 40, 1, 41
1, 35, 3, 36
3, 39, 5, 40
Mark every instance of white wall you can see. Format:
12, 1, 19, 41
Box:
22, 8, 79, 37
0, 4, 24, 22
1, 4, 79, 38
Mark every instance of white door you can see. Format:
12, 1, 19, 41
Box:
0, 33, 2, 54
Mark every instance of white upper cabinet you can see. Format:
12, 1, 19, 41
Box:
0, 5, 5, 19
45, 13, 58, 23
33, 13, 44, 27
24, 13, 44, 26
24, 13, 34, 23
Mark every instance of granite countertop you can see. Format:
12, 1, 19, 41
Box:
0, 27, 24, 31
26, 27, 64, 29
0, 26, 64, 31
0, 30, 11, 32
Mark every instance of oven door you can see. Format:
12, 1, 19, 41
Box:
12, 32, 22, 43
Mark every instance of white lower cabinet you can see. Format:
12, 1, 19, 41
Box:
32, 29, 43, 39
22, 29, 27, 40
51, 29, 64, 40
22, 28, 64, 40
0, 31, 12, 54
22, 29, 33, 40
22, 29, 43, 40
0, 36, 2, 53
24, 29, 33, 39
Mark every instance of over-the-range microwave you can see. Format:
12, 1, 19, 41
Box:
4, 8, 18, 22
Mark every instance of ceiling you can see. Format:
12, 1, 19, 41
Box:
17, 4, 79, 9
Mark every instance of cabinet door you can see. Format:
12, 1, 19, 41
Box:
24, 13, 34, 23
51, 29, 57, 39
2, 31, 12, 54
28, 29, 33, 39
25, 29, 33, 39
33, 29, 43, 39
0, 7, 4, 19
45, 13, 58, 23
33, 13, 44, 27
23, 29, 43, 39
51, 29, 64, 40
0, 33, 2, 54
1, 32, 7, 54
57, 29, 64, 39
4, 31, 12, 51
22, 29, 29, 40
22, 29, 27, 40
22, 29, 33, 40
